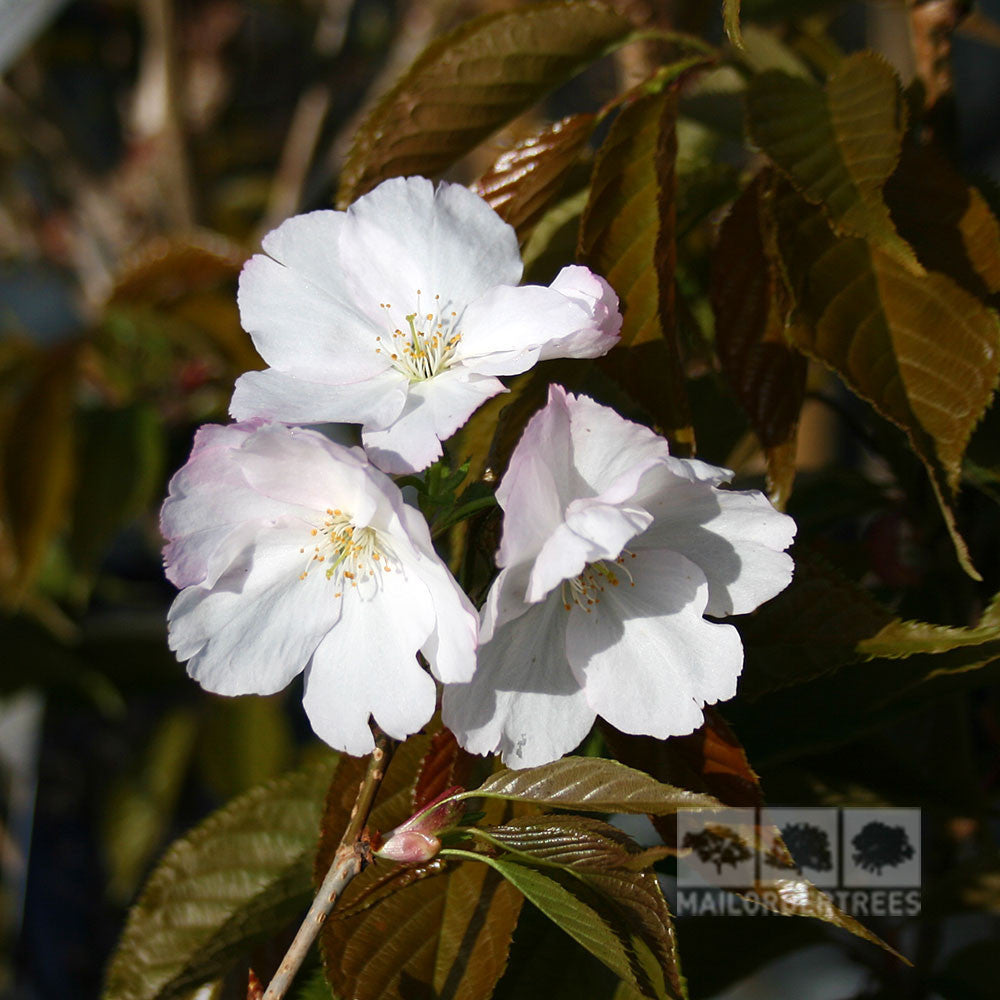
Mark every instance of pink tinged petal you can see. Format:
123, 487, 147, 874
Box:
230, 368, 407, 427
526, 499, 652, 603
563, 391, 672, 502
495, 385, 584, 567
566, 548, 744, 740
338, 177, 522, 313
454, 284, 598, 376
376, 831, 441, 864
301, 563, 438, 752
540, 266, 622, 358
230, 425, 383, 520
360, 370, 505, 475
168, 528, 340, 696
631, 464, 797, 616
237, 254, 386, 381
161, 422, 288, 588
443, 596, 596, 769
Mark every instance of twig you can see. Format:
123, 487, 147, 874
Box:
138, 0, 195, 229
261, 729, 395, 1000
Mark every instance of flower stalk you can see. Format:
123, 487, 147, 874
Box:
261, 729, 395, 1000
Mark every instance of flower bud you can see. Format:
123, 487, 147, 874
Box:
376, 830, 441, 864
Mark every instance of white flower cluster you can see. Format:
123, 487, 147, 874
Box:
162, 176, 796, 766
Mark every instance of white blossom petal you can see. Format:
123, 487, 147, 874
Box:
237, 253, 385, 381
443, 596, 595, 768
541, 266, 623, 358
360, 370, 505, 475
565, 548, 744, 739
339, 176, 523, 310
301, 559, 438, 751
455, 284, 597, 376
526, 499, 652, 603
632, 464, 796, 616
230, 368, 407, 427
168, 526, 339, 695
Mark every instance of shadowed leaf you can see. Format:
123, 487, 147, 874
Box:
772, 183, 999, 578
738, 548, 894, 699
318, 733, 522, 1000
102, 756, 338, 1000
885, 141, 1000, 305
746, 53, 919, 271
413, 727, 476, 813
579, 73, 704, 451
338, 1, 635, 205
2, 342, 80, 593
711, 172, 806, 507
473, 114, 597, 242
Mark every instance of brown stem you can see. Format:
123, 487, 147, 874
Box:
907, 0, 972, 147
260, 730, 395, 1000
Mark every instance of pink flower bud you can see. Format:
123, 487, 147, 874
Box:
376, 830, 441, 864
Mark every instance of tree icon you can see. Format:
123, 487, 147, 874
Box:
765, 822, 833, 873
682, 824, 753, 875
851, 821, 916, 875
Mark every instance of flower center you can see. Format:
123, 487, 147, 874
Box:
562, 551, 636, 613
298, 508, 398, 595
375, 291, 461, 382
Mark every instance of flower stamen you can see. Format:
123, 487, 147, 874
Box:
376, 294, 462, 382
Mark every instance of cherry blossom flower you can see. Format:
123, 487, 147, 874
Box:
443, 386, 796, 768
161, 420, 478, 755
230, 176, 622, 474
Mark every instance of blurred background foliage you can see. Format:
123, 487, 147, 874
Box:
1, 1, 1000, 998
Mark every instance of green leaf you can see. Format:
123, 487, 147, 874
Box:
857, 591, 1000, 663
198, 695, 295, 802
466, 756, 720, 814
746, 53, 919, 271
2, 343, 79, 593
102, 755, 337, 1000
579, 79, 697, 451
723, 0, 744, 50
103, 708, 200, 904
319, 732, 522, 1000
473, 114, 597, 243
771, 182, 1000, 578
711, 171, 806, 507
337, 0, 635, 205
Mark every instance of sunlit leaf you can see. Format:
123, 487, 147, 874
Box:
469, 756, 720, 814
473, 114, 597, 242
604, 708, 762, 818
746, 53, 919, 271
338, 0, 635, 205
711, 172, 806, 507
723, 0, 744, 50
103, 755, 338, 1000
318, 733, 522, 1000
772, 182, 999, 577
